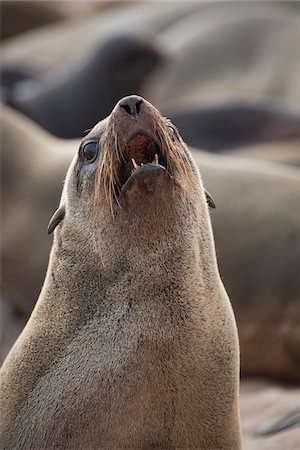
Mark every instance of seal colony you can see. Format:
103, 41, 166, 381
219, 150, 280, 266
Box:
0, 96, 241, 449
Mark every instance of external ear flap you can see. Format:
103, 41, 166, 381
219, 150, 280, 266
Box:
47, 205, 66, 234
205, 189, 216, 209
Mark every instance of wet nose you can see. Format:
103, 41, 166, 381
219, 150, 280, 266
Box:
119, 95, 143, 117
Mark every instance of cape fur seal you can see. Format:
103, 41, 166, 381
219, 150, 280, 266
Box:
166, 101, 300, 152
0, 96, 241, 449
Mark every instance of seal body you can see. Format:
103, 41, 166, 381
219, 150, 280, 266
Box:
0, 97, 241, 449
166, 102, 300, 152
0, 106, 75, 318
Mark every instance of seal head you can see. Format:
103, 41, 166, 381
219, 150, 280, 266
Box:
49, 95, 215, 264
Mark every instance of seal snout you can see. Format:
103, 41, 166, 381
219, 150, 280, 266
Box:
99, 96, 189, 206
119, 95, 143, 117
116, 96, 166, 184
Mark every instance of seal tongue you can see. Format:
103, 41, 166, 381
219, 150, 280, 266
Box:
120, 134, 162, 183
127, 135, 157, 166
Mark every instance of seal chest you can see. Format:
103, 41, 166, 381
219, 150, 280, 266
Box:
0, 96, 242, 449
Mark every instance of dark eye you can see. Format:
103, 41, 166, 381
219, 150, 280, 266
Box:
82, 140, 99, 163
167, 124, 178, 142
168, 124, 179, 134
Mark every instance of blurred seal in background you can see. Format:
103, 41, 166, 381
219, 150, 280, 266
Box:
8, 33, 162, 138
166, 101, 300, 154
145, 2, 300, 108
0, 107, 75, 321
0, 2, 200, 74
0, 0, 64, 41
194, 150, 300, 382
230, 139, 300, 168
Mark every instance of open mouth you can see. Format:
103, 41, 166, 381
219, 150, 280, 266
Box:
118, 133, 167, 190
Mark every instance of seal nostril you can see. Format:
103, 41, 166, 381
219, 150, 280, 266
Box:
135, 99, 142, 114
122, 104, 132, 116
119, 95, 143, 117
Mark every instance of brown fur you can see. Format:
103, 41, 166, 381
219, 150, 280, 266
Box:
0, 98, 241, 449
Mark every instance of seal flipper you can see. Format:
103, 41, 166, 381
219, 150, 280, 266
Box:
205, 189, 216, 209
254, 409, 300, 437
47, 205, 65, 234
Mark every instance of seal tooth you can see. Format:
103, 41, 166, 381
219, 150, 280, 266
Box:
131, 158, 140, 170
152, 154, 158, 165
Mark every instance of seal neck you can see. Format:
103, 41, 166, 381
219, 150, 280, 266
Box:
39, 219, 221, 322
